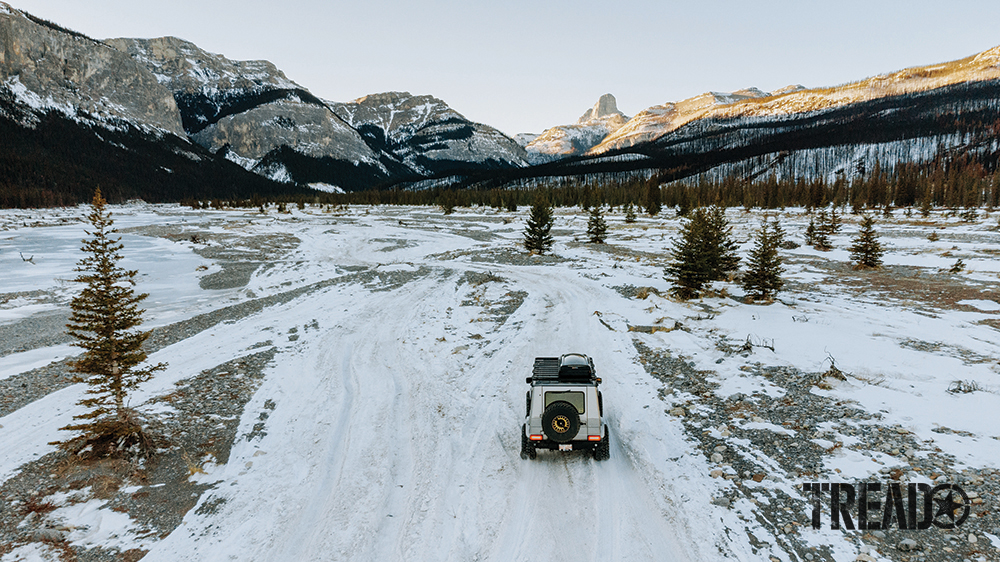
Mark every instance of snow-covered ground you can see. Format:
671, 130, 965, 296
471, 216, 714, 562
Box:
1, 203, 999, 561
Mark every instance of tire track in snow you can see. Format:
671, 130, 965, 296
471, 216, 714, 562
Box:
145, 259, 716, 561
483, 268, 696, 562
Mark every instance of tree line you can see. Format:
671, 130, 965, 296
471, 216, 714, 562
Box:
286, 149, 997, 215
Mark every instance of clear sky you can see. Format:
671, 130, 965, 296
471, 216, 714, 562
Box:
9, 0, 1000, 136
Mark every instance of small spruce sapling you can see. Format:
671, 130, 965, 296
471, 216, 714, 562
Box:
523, 197, 555, 255
56, 188, 166, 458
742, 219, 785, 302
624, 202, 637, 224
587, 206, 608, 243
849, 214, 885, 269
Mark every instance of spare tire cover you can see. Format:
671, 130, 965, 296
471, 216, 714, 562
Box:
542, 401, 580, 443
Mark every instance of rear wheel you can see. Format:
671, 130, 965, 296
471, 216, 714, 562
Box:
520, 424, 536, 459
593, 425, 610, 461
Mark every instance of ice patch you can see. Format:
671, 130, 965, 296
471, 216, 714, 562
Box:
958, 299, 1000, 311
50, 498, 157, 550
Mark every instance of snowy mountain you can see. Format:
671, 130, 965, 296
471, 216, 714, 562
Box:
590, 88, 770, 154
521, 93, 629, 163
0, 2, 301, 206
4, 0, 1000, 202
104, 37, 402, 189
590, 48, 1000, 155
0, 2, 182, 134
512, 48, 1000, 188
330, 91, 529, 175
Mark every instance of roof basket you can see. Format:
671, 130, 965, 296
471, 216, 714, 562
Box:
529, 354, 597, 383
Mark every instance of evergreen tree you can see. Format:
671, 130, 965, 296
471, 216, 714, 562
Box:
523, 197, 555, 255
704, 206, 740, 274
806, 209, 835, 250
826, 206, 842, 234
624, 202, 637, 223
665, 209, 713, 299
644, 180, 662, 216
849, 214, 885, 269
664, 206, 739, 299
57, 189, 166, 457
804, 217, 818, 246
742, 219, 785, 302
586, 205, 608, 243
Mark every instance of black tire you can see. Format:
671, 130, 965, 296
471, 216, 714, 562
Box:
520, 424, 536, 459
594, 424, 610, 461
541, 401, 580, 443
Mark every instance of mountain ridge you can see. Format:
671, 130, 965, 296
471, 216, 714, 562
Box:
3, 0, 1000, 205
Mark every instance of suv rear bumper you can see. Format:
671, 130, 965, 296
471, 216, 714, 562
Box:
529, 439, 600, 451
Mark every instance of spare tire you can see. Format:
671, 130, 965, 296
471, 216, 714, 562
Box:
542, 401, 580, 443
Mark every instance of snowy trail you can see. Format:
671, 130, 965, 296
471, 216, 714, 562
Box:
143, 256, 707, 561
484, 267, 696, 562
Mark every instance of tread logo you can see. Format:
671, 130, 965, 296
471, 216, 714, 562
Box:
802, 482, 971, 530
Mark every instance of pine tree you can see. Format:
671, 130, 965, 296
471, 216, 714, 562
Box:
523, 197, 555, 255
804, 218, 818, 246
624, 202, 637, 223
808, 209, 833, 250
644, 180, 662, 216
57, 188, 165, 457
665, 209, 713, 299
664, 206, 739, 299
587, 205, 608, 243
704, 206, 740, 275
849, 214, 885, 269
742, 219, 785, 302
827, 206, 842, 234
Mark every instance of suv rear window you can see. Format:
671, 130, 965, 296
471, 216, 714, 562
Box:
545, 391, 585, 414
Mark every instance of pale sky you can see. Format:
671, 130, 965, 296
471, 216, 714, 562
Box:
10, 0, 1000, 136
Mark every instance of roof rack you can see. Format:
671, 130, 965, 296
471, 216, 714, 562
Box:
528, 355, 598, 384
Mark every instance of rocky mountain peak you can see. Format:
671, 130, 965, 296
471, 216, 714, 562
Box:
973, 45, 1000, 66
334, 91, 462, 137
578, 93, 625, 123
773, 84, 807, 95
104, 36, 298, 94
0, 4, 184, 134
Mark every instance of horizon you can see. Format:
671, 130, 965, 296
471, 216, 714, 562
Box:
7, 0, 1000, 136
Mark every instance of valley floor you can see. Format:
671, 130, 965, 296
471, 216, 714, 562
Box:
1, 203, 999, 562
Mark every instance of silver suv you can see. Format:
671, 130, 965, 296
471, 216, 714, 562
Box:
520, 353, 609, 461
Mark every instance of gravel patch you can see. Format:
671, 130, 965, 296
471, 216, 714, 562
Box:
0, 310, 72, 357
469, 247, 570, 266
0, 348, 276, 561
631, 334, 1000, 562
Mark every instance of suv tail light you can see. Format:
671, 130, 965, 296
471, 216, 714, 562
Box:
587, 435, 601, 441
529, 434, 543, 441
